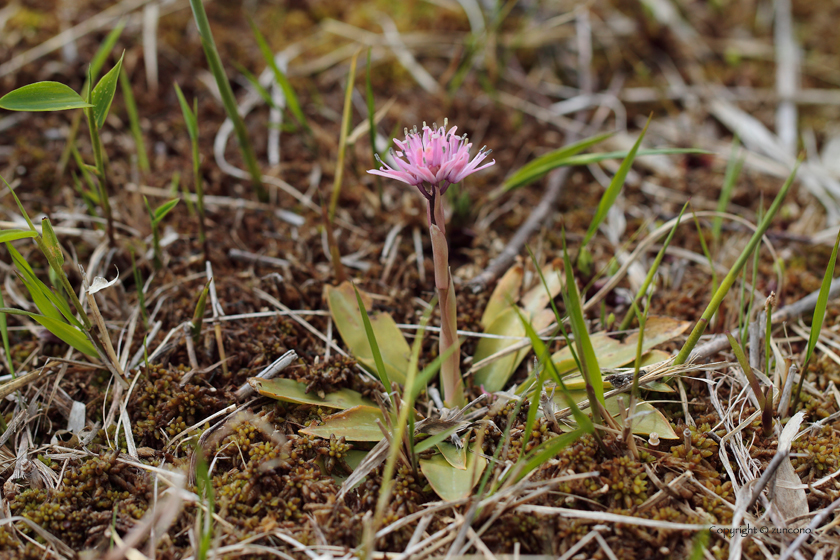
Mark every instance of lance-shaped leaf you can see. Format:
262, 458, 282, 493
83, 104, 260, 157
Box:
90, 52, 125, 129
0, 230, 38, 244
473, 307, 554, 392
325, 282, 410, 384
151, 199, 179, 227
300, 405, 386, 442
250, 378, 376, 410
582, 117, 650, 248
549, 390, 678, 439
6, 244, 80, 328
551, 316, 691, 374
480, 263, 523, 329
0, 82, 91, 112
0, 308, 97, 356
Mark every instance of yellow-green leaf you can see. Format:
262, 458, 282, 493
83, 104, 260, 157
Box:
300, 405, 386, 441
551, 316, 690, 374
480, 263, 522, 329
420, 448, 486, 501
551, 391, 678, 439
250, 377, 375, 410
0, 82, 91, 112
325, 282, 410, 384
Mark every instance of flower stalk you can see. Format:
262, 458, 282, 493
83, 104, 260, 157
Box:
368, 121, 494, 407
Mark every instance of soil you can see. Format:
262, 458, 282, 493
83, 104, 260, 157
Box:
1, 0, 839, 558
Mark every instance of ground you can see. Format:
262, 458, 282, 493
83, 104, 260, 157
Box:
1, 0, 840, 558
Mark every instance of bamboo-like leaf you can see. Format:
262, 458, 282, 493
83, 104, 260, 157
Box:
0, 288, 13, 376
299, 405, 386, 441
0, 82, 91, 112
0, 308, 96, 356
7, 245, 65, 325
582, 117, 651, 248
152, 199, 179, 226
0, 230, 37, 244
353, 284, 391, 393
501, 146, 705, 194
90, 52, 124, 129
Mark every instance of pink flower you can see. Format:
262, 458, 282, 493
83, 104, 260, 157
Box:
368, 120, 494, 198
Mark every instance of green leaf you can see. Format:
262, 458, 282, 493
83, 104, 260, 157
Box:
0, 308, 96, 356
325, 282, 410, 385
249, 18, 309, 132
174, 83, 198, 141
511, 429, 587, 483
0, 230, 37, 243
806, 228, 840, 367
473, 307, 554, 392
90, 19, 126, 84
0, 82, 91, 112
7, 244, 65, 325
437, 434, 468, 470
499, 132, 614, 193
419, 448, 486, 501
152, 199, 179, 226
582, 117, 650, 248
250, 377, 376, 410
550, 391, 679, 439
299, 405, 386, 441
562, 244, 604, 406
353, 284, 391, 392
480, 263, 523, 329
551, 316, 691, 374
90, 52, 125, 129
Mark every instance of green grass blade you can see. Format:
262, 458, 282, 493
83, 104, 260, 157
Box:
0, 287, 14, 377
249, 18, 309, 133
152, 199, 179, 226
805, 228, 840, 366
499, 132, 614, 193
0, 230, 37, 244
91, 52, 124, 129
174, 83, 198, 140
119, 68, 150, 173
713, 137, 744, 246
329, 51, 360, 220
365, 48, 382, 203
508, 428, 588, 484
0, 308, 97, 356
561, 236, 604, 408
618, 201, 689, 331
726, 332, 763, 405
188, 0, 265, 201
582, 117, 651, 248
90, 19, 126, 84
0, 82, 91, 112
352, 284, 391, 395
191, 279, 211, 344
674, 160, 801, 365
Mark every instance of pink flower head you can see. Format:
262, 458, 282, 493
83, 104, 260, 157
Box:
368, 119, 494, 198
